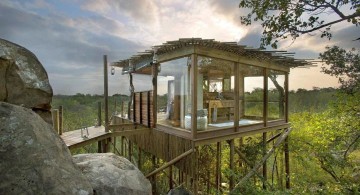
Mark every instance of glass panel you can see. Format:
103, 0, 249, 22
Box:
240, 64, 264, 125
156, 57, 192, 130
198, 56, 235, 130
133, 74, 152, 91
268, 70, 285, 120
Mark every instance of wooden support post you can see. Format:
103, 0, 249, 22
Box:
133, 93, 136, 122
121, 136, 125, 156
128, 73, 134, 120
151, 155, 157, 195
139, 92, 143, 124
169, 166, 173, 190
147, 91, 151, 127
98, 141, 102, 153
192, 145, 199, 195
58, 105, 63, 135
263, 132, 267, 189
138, 146, 141, 170
104, 55, 109, 132
285, 135, 290, 189
285, 73, 289, 123
216, 142, 222, 193
51, 109, 59, 134
97, 102, 102, 126
229, 139, 235, 190
234, 62, 239, 131
128, 140, 132, 162
263, 68, 268, 126
191, 54, 198, 139
152, 64, 158, 127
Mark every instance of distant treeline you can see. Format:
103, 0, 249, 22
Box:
288, 87, 337, 113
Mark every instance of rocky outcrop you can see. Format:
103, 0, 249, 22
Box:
0, 39, 53, 123
0, 102, 93, 194
73, 153, 152, 195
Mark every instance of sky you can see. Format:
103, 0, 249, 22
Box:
0, 0, 358, 95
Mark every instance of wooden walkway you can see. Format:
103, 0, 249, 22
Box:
60, 126, 112, 149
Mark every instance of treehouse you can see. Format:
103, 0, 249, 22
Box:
109, 38, 310, 193
112, 38, 308, 140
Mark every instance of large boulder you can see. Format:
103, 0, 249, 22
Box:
73, 153, 152, 195
0, 39, 53, 123
0, 102, 93, 194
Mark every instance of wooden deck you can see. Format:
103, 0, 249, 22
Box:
60, 126, 112, 149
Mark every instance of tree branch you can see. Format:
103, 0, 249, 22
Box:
325, 1, 346, 18
343, 133, 360, 160
291, 12, 360, 34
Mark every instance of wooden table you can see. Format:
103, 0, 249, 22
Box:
206, 100, 234, 122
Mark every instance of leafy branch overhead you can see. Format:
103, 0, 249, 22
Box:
239, 0, 360, 48
320, 46, 360, 93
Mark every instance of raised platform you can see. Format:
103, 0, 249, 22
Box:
60, 126, 112, 150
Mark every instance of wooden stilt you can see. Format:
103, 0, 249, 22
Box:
229, 139, 235, 190
216, 142, 221, 193
263, 132, 267, 189
138, 146, 142, 170
151, 155, 157, 195
97, 141, 102, 153
169, 165, 173, 190
285, 135, 290, 189
192, 146, 199, 195
128, 140, 132, 162
121, 136, 125, 156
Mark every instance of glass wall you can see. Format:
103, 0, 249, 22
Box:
268, 70, 285, 120
240, 64, 264, 125
198, 56, 235, 130
157, 57, 192, 129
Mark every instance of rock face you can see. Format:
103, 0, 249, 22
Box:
0, 39, 53, 123
73, 153, 152, 195
0, 102, 93, 195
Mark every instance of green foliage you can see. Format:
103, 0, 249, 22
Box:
289, 91, 360, 193
239, 0, 360, 48
320, 46, 360, 94
52, 94, 129, 131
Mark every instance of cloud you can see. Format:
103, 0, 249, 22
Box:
0, 3, 142, 95
1, 0, 354, 95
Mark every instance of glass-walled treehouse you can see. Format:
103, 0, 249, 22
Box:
112, 38, 308, 143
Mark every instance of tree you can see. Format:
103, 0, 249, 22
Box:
320, 46, 360, 93
239, 0, 360, 48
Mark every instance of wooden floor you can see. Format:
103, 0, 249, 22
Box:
60, 126, 111, 149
